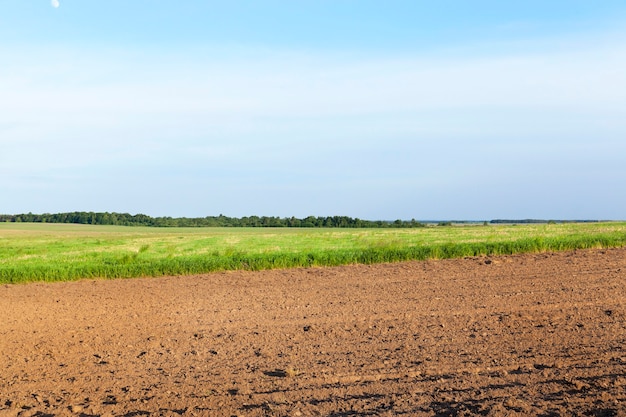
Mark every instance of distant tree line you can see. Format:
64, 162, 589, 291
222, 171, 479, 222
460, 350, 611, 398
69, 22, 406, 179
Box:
489, 219, 600, 224
0, 212, 427, 228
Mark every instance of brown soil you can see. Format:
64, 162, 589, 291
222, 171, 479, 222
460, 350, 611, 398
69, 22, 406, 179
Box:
1, 248, 625, 417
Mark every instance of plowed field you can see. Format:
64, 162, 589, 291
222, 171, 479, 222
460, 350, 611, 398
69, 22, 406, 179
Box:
1, 248, 625, 416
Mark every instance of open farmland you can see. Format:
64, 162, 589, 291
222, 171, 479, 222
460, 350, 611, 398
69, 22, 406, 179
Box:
1, 222, 625, 283
0, 247, 625, 416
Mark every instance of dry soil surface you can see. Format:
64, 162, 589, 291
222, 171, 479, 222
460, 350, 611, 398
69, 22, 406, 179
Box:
1, 248, 625, 417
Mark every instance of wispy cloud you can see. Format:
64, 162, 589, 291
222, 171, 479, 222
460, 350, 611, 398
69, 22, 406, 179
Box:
4, 30, 625, 119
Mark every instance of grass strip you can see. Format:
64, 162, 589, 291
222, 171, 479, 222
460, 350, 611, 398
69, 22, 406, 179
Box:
1, 232, 625, 284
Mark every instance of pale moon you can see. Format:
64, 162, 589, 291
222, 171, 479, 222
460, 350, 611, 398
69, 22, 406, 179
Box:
51, 0, 60, 8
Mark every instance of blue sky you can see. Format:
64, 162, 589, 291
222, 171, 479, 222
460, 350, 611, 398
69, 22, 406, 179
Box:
1, 1, 625, 220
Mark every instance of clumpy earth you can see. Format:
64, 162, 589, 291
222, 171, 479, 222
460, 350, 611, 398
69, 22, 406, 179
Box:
0, 248, 625, 417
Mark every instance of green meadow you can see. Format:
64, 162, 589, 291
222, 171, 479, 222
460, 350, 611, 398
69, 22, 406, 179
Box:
1, 222, 625, 284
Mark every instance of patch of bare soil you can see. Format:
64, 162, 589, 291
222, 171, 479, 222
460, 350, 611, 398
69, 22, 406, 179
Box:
1, 248, 625, 417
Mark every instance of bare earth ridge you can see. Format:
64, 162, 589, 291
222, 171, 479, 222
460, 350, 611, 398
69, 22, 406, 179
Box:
1, 248, 625, 417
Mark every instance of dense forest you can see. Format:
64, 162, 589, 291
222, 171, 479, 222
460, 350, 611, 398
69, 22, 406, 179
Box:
0, 212, 427, 228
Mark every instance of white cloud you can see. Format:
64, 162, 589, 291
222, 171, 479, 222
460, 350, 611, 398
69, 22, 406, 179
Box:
3, 31, 625, 127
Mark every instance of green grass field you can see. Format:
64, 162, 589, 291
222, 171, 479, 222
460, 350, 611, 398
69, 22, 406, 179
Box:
1, 222, 625, 283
